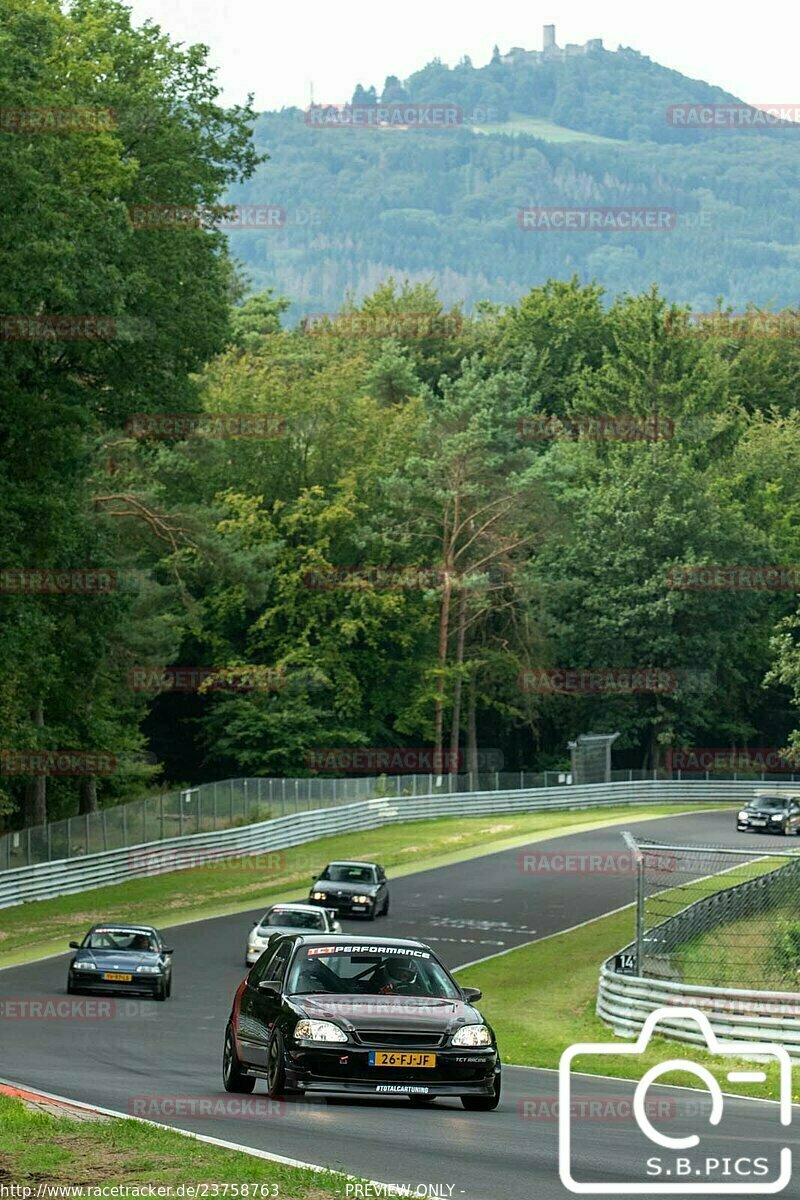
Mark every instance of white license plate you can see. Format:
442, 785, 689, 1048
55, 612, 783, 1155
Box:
751, 819, 766, 826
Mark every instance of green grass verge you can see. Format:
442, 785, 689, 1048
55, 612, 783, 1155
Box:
0, 804, 728, 970
0, 1093, 349, 1195
457, 879, 798, 1104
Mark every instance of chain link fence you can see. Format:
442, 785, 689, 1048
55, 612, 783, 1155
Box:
4, 764, 800, 873
0, 770, 574, 870
629, 835, 800, 991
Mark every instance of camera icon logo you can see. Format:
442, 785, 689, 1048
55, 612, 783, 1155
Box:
558, 1006, 792, 1194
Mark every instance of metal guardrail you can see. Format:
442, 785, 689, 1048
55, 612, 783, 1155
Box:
0, 777, 785, 910
597, 963, 800, 1058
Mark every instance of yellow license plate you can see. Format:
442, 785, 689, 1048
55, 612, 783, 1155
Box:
370, 1051, 436, 1068
103, 973, 132, 982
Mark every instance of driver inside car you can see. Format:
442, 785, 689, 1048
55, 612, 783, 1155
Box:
373, 956, 422, 995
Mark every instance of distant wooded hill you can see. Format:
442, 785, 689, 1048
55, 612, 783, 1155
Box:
224, 44, 800, 321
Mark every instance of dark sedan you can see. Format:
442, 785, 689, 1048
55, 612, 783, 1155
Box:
308, 860, 389, 919
67, 923, 173, 1000
737, 792, 800, 835
223, 934, 501, 1110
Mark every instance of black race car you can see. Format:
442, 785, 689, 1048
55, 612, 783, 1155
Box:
308, 860, 389, 919
223, 934, 501, 1110
737, 791, 800, 835
67, 923, 173, 1000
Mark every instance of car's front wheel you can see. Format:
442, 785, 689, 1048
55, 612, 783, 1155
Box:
155, 978, 168, 1001
223, 1025, 256, 1094
266, 1029, 287, 1097
461, 1074, 501, 1111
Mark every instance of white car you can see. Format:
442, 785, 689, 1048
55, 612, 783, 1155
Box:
245, 902, 342, 966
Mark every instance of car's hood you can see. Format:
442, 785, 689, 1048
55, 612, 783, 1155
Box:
252, 925, 322, 939
310, 880, 378, 896
289, 992, 481, 1035
72, 949, 162, 971
746, 804, 786, 814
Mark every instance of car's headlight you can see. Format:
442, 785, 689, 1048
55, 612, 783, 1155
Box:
738, 811, 748, 819
294, 1019, 348, 1042
136, 965, 162, 974
73, 961, 97, 971
352, 895, 372, 904
770, 812, 786, 820
451, 1024, 492, 1047
311, 891, 328, 900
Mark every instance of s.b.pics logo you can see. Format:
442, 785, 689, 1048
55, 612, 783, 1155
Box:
559, 1007, 792, 1194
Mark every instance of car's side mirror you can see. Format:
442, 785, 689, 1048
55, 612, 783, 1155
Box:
311, 874, 318, 882
461, 986, 482, 1003
69, 941, 80, 949
163, 948, 174, 955
258, 980, 281, 994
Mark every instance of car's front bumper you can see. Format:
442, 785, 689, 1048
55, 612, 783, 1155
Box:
307, 896, 375, 917
69, 972, 165, 995
285, 1043, 499, 1096
737, 819, 783, 832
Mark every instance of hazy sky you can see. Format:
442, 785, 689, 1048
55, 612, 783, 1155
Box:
124, 0, 798, 112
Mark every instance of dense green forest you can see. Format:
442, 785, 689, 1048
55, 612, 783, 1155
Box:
3, 0, 800, 833
226, 50, 800, 322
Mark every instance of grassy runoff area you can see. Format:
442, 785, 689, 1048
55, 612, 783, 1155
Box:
0, 1092, 348, 1197
0, 803, 724, 968
457, 856, 798, 1104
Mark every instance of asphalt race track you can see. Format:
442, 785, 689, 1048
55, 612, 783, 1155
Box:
1, 808, 798, 1199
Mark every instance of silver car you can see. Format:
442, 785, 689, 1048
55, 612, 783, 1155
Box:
245, 902, 342, 966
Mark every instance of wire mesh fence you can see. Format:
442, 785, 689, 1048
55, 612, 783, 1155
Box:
631, 835, 800, 991
4, 763, 800, 873
0, 769, 572, 870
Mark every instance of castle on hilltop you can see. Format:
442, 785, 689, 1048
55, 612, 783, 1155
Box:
500, 26, 603, 65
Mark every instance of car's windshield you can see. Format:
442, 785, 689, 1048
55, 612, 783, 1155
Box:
287, 945, 461, 998
752, 797, 787, 809
261, 909, 325, 930
84, 928, 157, 951
320, 864, 376, 884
